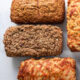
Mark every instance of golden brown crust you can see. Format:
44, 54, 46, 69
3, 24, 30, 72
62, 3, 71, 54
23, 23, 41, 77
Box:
67, 0, 80, 51
18, 57, 76, 80
11, 0, 65, 23
4, 25, 63, 57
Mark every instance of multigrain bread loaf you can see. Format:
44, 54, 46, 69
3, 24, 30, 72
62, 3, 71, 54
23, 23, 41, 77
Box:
11, 0, 65, 23
18, 57, 76, 80
67, 0, 80, 51
4, 25, 63, 57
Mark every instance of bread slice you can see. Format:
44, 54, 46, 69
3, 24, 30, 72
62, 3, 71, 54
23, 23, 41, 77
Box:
4, 25, 63, 57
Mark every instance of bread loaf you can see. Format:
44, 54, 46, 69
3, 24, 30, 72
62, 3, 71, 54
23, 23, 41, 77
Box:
67, 0, 80, 51
4, 25, 63, 57
18, 57, 76, 80
11, 0, 65, 23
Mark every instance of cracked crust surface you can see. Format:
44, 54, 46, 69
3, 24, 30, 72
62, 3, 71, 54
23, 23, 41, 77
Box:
11, 0, 65, 23
18, 57, 76, 80
67, 0, 80, 51
4, 25, 63, 57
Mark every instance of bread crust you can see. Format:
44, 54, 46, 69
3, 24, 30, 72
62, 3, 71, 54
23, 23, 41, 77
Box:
18, 57, 76, 80
11, 0, 65, 23
67, 0, 80, 51
4, 25, 63, 57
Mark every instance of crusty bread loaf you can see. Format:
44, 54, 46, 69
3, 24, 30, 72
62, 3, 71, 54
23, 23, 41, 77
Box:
67, 0, 80, 51
18, 57, 76, 80
4, 25, 63, 57
11, 0, 65, 23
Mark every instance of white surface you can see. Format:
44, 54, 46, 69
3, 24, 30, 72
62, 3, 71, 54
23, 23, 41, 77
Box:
0, 0, 80, 80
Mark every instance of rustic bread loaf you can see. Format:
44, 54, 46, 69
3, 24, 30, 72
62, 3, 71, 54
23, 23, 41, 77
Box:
18, 57, 76, 80
4, 25, 63, 57
67, 0, 80, 51
11, 0, 65, 23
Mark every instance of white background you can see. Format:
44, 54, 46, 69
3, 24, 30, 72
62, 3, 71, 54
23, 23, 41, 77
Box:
0, 0, 80, 80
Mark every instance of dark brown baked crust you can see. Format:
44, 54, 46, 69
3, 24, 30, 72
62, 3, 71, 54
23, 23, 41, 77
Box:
4, 25, 63, 57
18, 57, 76, 80
11, 0, 65, 23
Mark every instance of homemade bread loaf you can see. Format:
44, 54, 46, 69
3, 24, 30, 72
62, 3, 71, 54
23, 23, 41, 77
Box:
11, 0, 65, 23
18, 57, 76, 80
67, 0, 80, 51
4, 25, 63, 57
